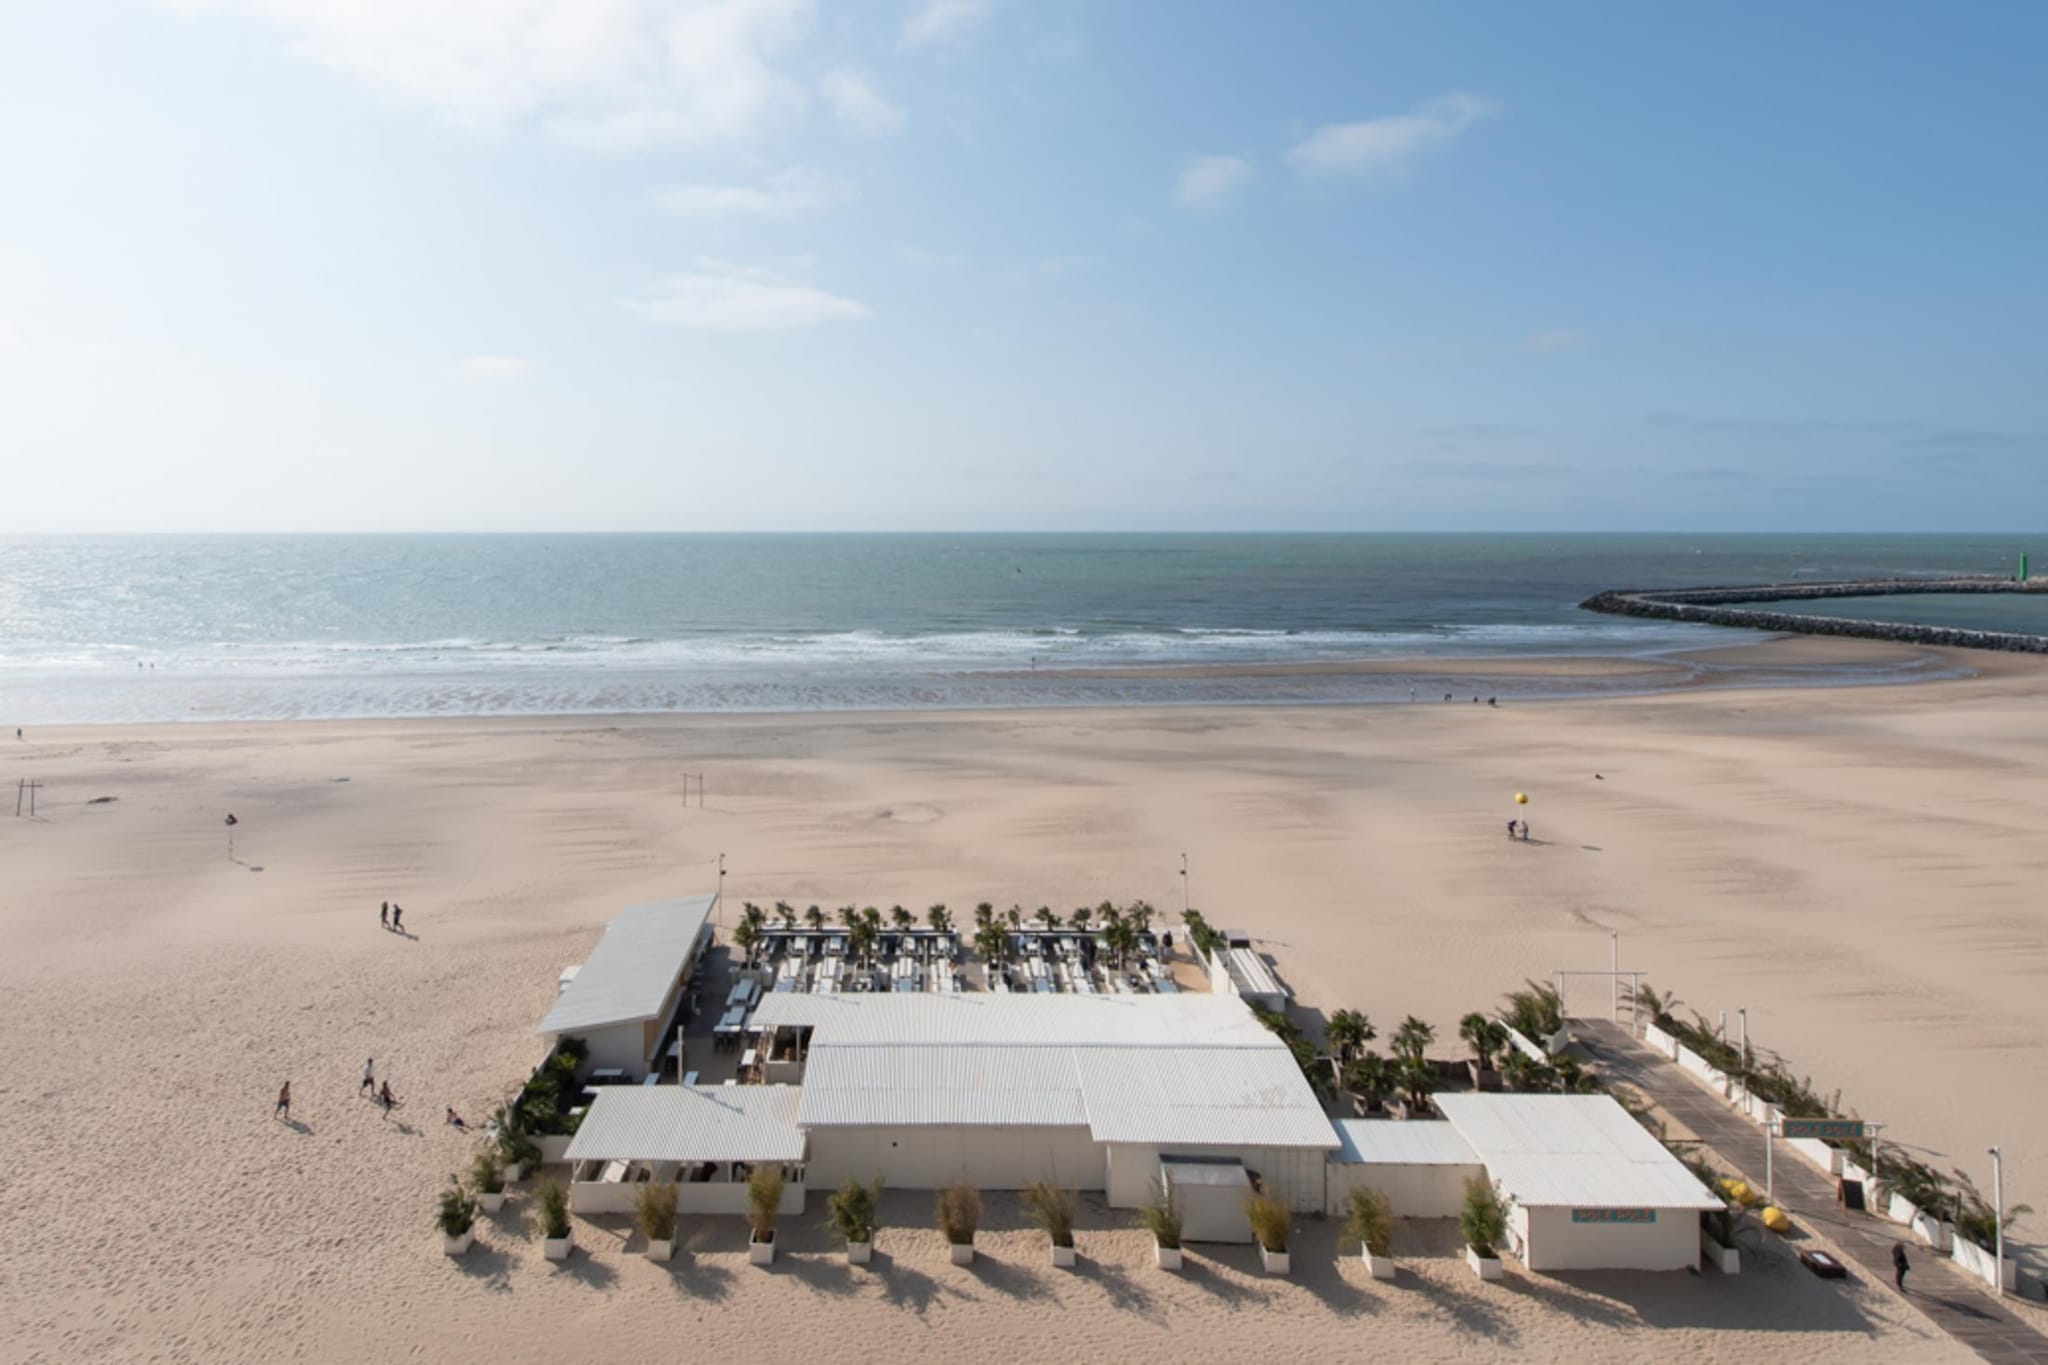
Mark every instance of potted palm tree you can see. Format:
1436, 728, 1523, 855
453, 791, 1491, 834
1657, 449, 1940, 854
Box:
536, 1177, 573, 1261
936, 1183, 980, 1265
1344, 1051, 1392, 1115
1141, 1183, 1183, 1270
828, 1176, 882, 1264
1460, 1176, 1507, 1280
469, 1148, 507, 1213
1246, 1190, 1291, 1275
748, 1166, 784, 1265
438, 1175, 478, 1256
1391, 1054, 1436, 1120
492, 1106, 538, 1182
1023, 1182, 1078, 1268
1326, 1009, 1375, 1066
635, 1181, 679, 1263
1344, 1186, 1395, 1279
1461, 1013, 1507, 1091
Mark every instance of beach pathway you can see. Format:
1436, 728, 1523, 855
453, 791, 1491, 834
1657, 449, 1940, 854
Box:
1581, 1018, 2048, 1365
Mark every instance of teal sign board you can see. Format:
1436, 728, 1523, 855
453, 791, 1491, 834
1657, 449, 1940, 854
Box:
1572, 1208, 1656, 1224
1780, 1118, 1866, 1141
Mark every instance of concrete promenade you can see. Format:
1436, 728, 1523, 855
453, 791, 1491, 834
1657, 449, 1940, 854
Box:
1579, 1017, 2048, 1365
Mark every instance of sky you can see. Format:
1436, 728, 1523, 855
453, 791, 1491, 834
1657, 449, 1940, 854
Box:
1, 1, 2044, 533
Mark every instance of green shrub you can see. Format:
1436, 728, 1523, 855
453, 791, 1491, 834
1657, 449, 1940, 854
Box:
827, 1177, 882, 1246
935, 1183, 981, 1245
468, 1147, 505, 1195
436, 1176, 477, 1237
1140, 1181, 1182, 1249
634, 1182, 678, 1244
1245, 1191, 1290, 1254
535, 1177, 571, 1240
1459, 1176, 1507, 1257
1344, 1186, 1392, 1256
1022, 1181, 1076, 1248
747, 1167, 784, 1240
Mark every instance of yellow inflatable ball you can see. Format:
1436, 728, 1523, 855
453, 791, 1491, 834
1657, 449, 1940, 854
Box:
1514, 792, 1528, 805
1760, 1205, 1791, 1234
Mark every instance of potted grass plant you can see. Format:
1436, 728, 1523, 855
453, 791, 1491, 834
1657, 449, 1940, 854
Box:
936, 1182, 980, 1265
1345, 1186, 1396, 1279
1460, 1176, 1507, 1280
748, 1166, 784, 1265
828, 1176, 882, 1264
536, 1177, 573, 1261
635, 1182, 679, 1263
1141, 1183, 1184, 1270
492, 1107, 539, 1183
1023, 1182, 1078, 1268
438, 1175, 478, 1256
468, 1148, 507, 1213
1246, 1190, 1291, 1275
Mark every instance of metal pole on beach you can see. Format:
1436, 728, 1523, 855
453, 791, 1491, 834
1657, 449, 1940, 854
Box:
717, 853, 726, 927
1180, 852, 1189, 919
1611, 931, 1619, 1022
1991, 1145, 2005, 1297
1737, 1008, 1748, 1106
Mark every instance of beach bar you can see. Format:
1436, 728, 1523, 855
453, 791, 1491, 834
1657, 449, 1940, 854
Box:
539, 893, 717, 1076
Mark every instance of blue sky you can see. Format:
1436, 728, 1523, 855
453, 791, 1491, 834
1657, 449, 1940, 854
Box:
1, 1, 2043, 532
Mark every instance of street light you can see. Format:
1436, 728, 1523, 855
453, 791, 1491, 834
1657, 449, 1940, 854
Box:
1990, 1145, 2005, 1297
1737, 1008, 1748, 1106
1179, 852, 1189, 918
717, 852, 727, 927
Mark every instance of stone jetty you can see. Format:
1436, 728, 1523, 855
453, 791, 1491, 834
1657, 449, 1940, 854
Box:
1580, 577, 2048, 654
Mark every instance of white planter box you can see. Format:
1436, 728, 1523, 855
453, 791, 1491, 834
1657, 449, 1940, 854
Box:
749, 1233, 776, 1266
1466, 1246, 1503, 1281
1886, 1193, 1920, 1228
1699, 1230, 1740, 1274
502, 1163, 524, 1184
1361, 1248, 1396, 1280
1643, 1022, 1680, 1059
536, 1135, 572, 1166
1050, 1243, 1076, 1268
477, 1192, 506, 1213
442, 1231, 473, 1256
1258, 1245, 1290, 1275
1676, 1046, 1731, 1098
543, 1235, 572, 1261
1911, 1213, 1947, 1251
948, 1242, 975, 1266
1154, 1241, 1183, 1270
1784, 1136, 1842, 1176
1952, 1237, 2019, 1291
647, 1239, 674, 1263
845, 1240, 872, 1265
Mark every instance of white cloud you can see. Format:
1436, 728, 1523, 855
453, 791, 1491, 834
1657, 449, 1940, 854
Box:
900, 0, 991, 51
817, 68, 905, 137
1287, 91, 1500, 179
1518, 329, 1586, 355
164, 0, 814, 150
1173, 154, 1254, 213
451, 354, 533, 382
656, 165, 850, 218
626, 260, 868, 331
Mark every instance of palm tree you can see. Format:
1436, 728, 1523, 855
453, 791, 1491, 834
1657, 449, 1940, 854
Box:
1499, 1051, 1538, 1093
838, 905, 858, 931
927, 904, 951, 935
1629, 983, 1681, 1027
1126, 900, 1155, 935
733, 916, 761, 967
804, 905, 826, 933
1326, 1010, 1376, 1065
974, 922, 1009, 976
1460, 1013, 1508, 1072
1343, 1051, 1392, 1112
1553, 1055, 1602, 1094
1006, 905, 1025, 930
1069, 905, 1093, 933
890, 906, 915, 933
1035, 906, 1059, 933
1392, 1016, 1436, 1065
774, 900, 796, 930
1399, 1054, 1436, 1116
862, 906, 882, 932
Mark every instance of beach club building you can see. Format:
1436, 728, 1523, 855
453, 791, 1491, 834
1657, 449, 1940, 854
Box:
539, 894, 717, 1076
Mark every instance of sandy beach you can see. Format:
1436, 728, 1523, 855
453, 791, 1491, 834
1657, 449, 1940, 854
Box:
6, 640, 2046, 1363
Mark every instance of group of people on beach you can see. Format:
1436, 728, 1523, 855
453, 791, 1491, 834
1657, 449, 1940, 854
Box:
274, 1059, 415, 1124
1506, 818, 1530, 841
379, 901, 406, 932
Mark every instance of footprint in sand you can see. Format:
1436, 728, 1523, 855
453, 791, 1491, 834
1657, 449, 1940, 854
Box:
875, 803, 943, 825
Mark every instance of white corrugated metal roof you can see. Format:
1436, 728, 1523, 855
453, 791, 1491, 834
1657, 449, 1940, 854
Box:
1330, 1119, 1481, 1167
1435, 1094, 1722, 1211
749, 990, 1278, 1047
1076, 1047, 1337, 1149
1224, 946, 1286, 1000
799, 1044, 1085, 1128
540, 894, 716, 1036
562, 1084, 806, 1164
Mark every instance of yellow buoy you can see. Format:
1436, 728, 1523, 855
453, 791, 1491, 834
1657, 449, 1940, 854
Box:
1514, 792, 1528, 805
1760, 1205, 1791, 1234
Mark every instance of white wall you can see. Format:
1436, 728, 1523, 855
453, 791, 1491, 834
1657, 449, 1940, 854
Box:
805, 1125, 1105, 1193
1325, 1162, 1482, 1220
566, 1024, 647, 1077
1519, 1204, 1700, 1271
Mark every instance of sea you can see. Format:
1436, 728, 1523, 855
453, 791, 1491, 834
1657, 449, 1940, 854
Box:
0, 533, 2035, 725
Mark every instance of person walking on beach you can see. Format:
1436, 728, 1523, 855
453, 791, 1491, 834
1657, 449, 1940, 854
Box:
360, 1058, 375, 1095
379, 1080, 396, 1117
379, 901, 388, 930
391, 904, 404, 933
275, 1081, 291, 1120
1507, 818, 1517, 840
1892, 1240, 1910, 1292
1520, 820, 1530, 842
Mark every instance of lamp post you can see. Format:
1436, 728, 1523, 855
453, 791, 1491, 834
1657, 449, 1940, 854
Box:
1991, 1145, 2005, 1297
717, 852, 727, 927
1611, 930, 1619, 1022
1737, 1008, 1748, 1107
1179, 852, 1189, 919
